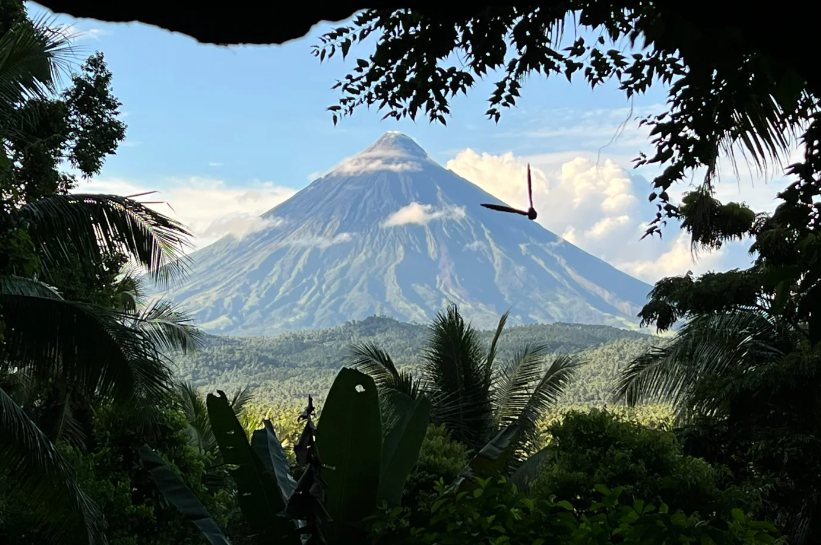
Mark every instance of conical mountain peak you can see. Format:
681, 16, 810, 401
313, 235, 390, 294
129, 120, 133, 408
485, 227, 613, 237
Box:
359, 131, 429, 159
166, 132, 651, 336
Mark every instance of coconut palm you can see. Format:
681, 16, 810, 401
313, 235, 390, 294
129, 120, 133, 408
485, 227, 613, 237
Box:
615, 309, 821, 544
0, 18, 196, 538
347, 304, 580, 464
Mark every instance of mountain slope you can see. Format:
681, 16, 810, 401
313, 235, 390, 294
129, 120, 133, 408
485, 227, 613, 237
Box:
166, 132, 652, 335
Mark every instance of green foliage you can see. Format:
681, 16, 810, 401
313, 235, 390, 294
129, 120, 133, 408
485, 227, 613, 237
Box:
351, 306, 581, 466
370, 477, 777, 545
171, 316, 652, 408
0, 405, 235, 545
404, 424, 470, 509
529, 410, 748, 519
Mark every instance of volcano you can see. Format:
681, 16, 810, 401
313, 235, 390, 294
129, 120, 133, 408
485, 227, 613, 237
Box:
164, 132, 651, 335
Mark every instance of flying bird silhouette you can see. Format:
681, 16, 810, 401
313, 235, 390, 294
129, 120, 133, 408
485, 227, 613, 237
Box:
481, 163, 538, 220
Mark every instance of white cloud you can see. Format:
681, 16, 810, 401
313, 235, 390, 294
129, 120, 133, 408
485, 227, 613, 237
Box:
201, 215, 284, 241
333, 157, 422, 174
284, 233, 353, 249
76, 177, 296, 249
382, 202, 467, 227
308, 171, 324, 181
446, 147, 786, 283
209, 162, 223, 167
617, 233, 725, 281
61, 24, 111, 42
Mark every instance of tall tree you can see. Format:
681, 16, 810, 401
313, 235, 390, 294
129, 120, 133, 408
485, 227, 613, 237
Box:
0, 4, 196, 544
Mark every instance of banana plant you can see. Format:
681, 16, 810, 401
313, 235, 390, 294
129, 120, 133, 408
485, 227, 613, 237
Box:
140, 368, 430, 545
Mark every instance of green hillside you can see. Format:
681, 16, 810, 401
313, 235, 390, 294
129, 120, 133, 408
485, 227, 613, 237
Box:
172, 315, 659, 406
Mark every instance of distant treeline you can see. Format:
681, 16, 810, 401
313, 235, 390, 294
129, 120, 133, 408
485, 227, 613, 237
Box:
173, 315, 660, 406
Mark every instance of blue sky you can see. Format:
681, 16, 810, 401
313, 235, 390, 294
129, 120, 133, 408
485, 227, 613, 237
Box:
31, 2, 796, 283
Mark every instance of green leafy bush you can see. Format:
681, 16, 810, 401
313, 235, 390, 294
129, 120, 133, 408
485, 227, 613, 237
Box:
0, 405, 237, 545
530, 409, 749, 518
403, 424, 470, 508
371, 477, 778, 545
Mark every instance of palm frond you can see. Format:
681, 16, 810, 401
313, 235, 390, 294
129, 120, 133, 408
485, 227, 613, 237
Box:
0, 386, 106, 545
346, 341, 403, 388
0, 293, 173, 408
422, 305, 494, 450
512, 354, 580, 460
615, 309, 793, 420
484, 309, 510, 387
0, 274, 62, 298
124, 299, 203, 354
492, 343, 550, 429
229, 386, 254, 414
173, 382, 217, 455
19, 194, 193, 288
0, 15, 74, 109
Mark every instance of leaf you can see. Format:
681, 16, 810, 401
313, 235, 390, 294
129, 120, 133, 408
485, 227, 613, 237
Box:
0, 293, 173, 408
20, 194, 193, 288
509, 446, 552, 493
206, 391, 299, 544
556, 500, 574, 511
316, 368, 382, 541
252, 420, 298, 503
139, 445, 231, 545
378, 395, 431, 506
0, 386, 105, 545
451, 422, 521, 491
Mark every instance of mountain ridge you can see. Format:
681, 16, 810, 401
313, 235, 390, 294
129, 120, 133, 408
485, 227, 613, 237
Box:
163, 132, 652, 335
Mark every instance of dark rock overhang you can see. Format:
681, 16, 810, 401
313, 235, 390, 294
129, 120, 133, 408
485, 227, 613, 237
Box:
31, 1, 820, 98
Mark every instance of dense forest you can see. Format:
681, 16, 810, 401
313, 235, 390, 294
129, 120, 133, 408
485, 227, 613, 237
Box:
173, 316, 657, 406
2, 2, 821, 545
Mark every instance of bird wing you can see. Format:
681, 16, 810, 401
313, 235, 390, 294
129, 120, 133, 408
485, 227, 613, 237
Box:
481, 203, 529, 216
527, 163, 533, 209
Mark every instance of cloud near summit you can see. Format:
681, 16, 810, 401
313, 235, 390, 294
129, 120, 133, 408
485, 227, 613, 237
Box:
382, 202, 467, 227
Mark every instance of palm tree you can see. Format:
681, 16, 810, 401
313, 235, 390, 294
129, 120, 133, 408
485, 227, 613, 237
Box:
614, 309, 821, 544
347, 305, 580, 464
0, 18, 197, 541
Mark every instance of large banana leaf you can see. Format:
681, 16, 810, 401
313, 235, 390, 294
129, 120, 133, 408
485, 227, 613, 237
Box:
252, 419, 298, 504
316, 368, 382, 542
206, 391, 299, 545
378, 395, 430, 507
138, 445, 230, 545
450, 422, 521, 491
509, 446, 552, 493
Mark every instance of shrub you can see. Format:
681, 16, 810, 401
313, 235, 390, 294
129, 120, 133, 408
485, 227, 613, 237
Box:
371, 477, 777, 545
403, 424, 470, 509
530, 409, 749, 518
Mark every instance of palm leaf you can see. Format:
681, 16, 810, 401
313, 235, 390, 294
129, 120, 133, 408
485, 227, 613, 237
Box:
615, 309, 792, 420
0, 292, 172, 408
174, 382, 217, 455
492, 343, 550, 430
125, 299, 203, 354
0, 15, 74, 115
422, 304, 494, 450
511, 354, 580, 462
0, 386, 105, 545
484, 309, 510, 387
347, 341, 426, 432
19, 194, 193, 288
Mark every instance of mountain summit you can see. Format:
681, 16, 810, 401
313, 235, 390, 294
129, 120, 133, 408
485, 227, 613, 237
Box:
166, 132, 651, 335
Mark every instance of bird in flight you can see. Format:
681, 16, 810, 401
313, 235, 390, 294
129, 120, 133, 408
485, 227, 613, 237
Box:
481, 163, 538, 220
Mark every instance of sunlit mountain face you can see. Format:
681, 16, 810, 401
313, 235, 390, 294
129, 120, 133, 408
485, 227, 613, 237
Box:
162, 132, 651, 335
